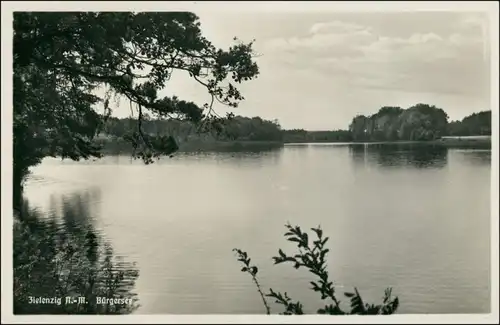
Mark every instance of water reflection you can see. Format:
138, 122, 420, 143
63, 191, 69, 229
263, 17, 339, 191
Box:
451, 150, 492, 167
49, 190, 100, 231
57, 145, 285, 169
348, 143, 448, 169
173, 144, 283, 164
13, 192, 140, 314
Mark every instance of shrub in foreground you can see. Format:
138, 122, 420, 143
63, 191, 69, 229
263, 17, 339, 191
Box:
234, 223, 399, 315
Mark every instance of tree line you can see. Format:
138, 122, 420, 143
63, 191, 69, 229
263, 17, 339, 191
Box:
101, 114, 284, 143
347, 104, 491, 142
447, 110, 491, 137
99, 105, 491, 145
284, 105, 491, 143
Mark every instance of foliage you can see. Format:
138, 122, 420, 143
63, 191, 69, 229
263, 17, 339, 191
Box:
221, 116, 283, 141
13, 199, 140, 314
101, 114, 283, 145
281, 129, 352, 143
348, 104, 449, 142
233, 223, 399, 315
397, 104, 449, 141
13, 11, 260, 196
447, 110, 491, 136
281, 106, 488, 144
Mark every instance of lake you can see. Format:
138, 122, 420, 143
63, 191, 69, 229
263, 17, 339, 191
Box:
22, 143, 492, 314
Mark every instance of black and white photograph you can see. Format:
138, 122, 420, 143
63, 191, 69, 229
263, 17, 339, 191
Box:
1, 1, 499, 324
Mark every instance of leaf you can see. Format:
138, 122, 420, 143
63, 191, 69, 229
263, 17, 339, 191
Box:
348, 288, 366, 315
321, 237, 329, 246
241, 267, 248, 272
310, 281, 320, 292
392, 297, 400, 312
316, 227, 323, 239
383, 287, 393, 302
344, 292, 355, 298
320, 248, 329, 261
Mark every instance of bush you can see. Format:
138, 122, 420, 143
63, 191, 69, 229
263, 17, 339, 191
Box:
233, 223, 399, 315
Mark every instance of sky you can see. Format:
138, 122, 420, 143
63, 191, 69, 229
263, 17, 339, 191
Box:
110, 10, 492, 131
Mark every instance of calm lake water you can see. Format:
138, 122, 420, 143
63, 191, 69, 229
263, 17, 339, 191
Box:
23, 143, 491, 314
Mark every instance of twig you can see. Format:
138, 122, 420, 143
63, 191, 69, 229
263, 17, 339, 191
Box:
250, 272, 271, 315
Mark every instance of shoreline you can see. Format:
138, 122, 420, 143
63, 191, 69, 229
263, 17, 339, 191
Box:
284, 137, 491, 149
96, 136, 491, 154
96, 138, 285, 154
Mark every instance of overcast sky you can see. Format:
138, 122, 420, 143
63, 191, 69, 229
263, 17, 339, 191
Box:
113, 10, 491, 130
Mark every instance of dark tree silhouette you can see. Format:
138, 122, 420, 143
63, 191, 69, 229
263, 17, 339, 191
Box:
447, 110, 491, 136
13, 11, 260, 206
348, 104, 449, 142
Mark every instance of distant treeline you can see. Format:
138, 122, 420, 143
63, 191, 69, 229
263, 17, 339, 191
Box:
101, 115, 283, 143
347, 104, 491, 142
281, 129, 352, 143
447, 110, 492, 137
284, 104, 491, 143
99, 104, 491, 147
97, 115, 284, 153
